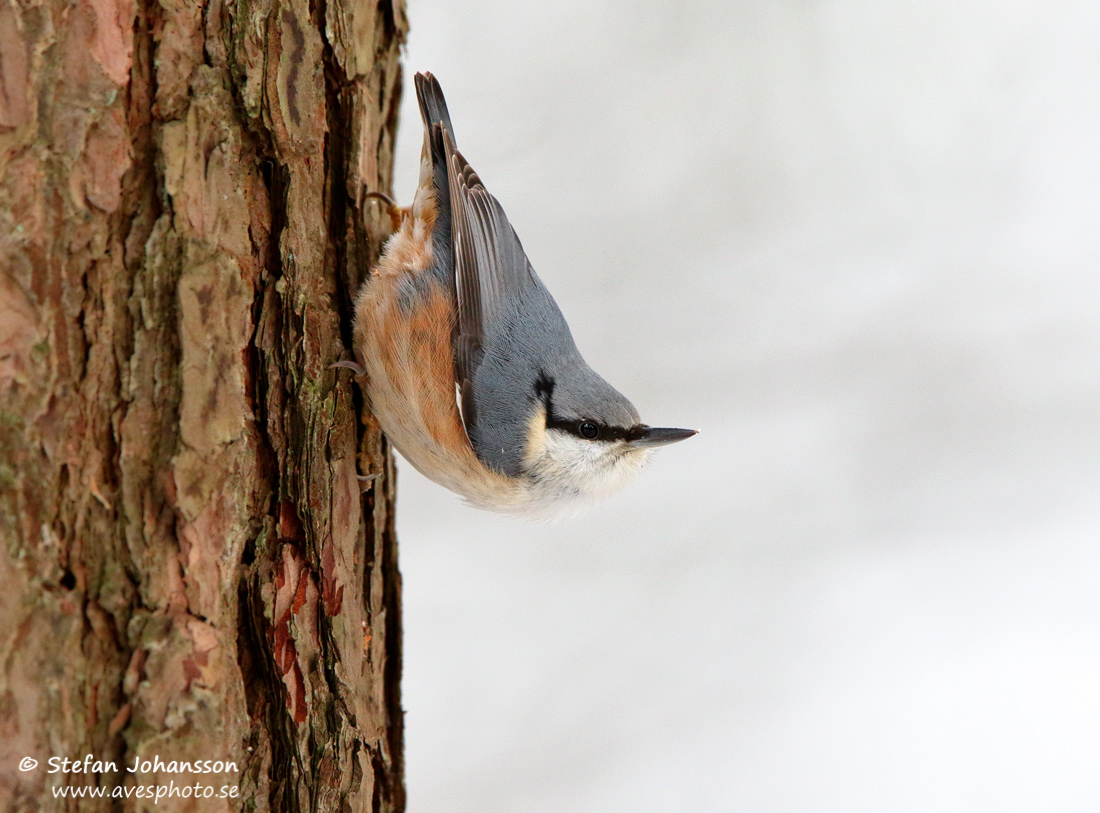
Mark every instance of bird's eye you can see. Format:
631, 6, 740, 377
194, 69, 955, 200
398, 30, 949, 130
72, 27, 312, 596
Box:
578, 421, 600, 439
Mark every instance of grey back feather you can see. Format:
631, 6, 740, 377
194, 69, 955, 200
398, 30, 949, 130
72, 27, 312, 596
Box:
415, 73, 639, 476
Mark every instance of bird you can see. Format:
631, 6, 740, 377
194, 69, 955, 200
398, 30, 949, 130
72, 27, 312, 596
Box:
344, 72, 695, 517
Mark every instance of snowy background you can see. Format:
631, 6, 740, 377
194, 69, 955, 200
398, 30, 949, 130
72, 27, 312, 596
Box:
386, 2, 1100, 811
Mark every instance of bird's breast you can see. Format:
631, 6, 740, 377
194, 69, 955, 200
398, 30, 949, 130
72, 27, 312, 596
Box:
353, 217, 526, 510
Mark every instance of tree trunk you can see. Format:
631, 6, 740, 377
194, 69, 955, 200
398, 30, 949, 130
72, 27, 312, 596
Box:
0, 0, 407, 807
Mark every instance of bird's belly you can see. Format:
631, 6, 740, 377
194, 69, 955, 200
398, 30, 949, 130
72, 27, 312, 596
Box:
353, 225, 526, 511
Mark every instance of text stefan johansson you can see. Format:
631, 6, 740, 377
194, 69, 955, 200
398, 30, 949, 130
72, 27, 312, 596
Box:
47, 754, 238, 775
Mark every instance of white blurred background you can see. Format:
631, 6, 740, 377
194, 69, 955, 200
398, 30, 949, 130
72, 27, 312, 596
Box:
387, 2, 1100, 811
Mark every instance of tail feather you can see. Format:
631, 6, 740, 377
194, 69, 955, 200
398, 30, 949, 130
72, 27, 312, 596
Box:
415, 72, 456, 278
415, 72, 455, 180
415, 71, 454, 139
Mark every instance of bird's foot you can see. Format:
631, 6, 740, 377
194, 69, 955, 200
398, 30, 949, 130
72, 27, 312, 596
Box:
330, 359, 366, 376
362, 190, 405, 234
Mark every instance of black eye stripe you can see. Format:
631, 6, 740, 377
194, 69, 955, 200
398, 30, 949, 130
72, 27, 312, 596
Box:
534, 371, 555, 402
544, 415, 650, 442
534, 372, 646, 442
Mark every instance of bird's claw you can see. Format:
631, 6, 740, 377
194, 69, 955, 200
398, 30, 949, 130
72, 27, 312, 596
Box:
330, 360, 366, 376
362, 190, 404, 233
363, 190, 396, 209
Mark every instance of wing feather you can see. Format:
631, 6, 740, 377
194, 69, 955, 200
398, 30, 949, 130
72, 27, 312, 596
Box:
443, 129, 534, 437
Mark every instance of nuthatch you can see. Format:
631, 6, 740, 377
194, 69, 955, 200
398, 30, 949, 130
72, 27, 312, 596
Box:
346, 72, 695, 516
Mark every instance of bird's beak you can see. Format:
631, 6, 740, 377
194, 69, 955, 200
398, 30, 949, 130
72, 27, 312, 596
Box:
629, 426, 698, 449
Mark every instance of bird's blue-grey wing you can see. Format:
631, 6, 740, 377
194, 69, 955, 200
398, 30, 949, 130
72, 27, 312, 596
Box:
440, 117, 642, 478
442, 130, 541, 442
442, 130, 568, 474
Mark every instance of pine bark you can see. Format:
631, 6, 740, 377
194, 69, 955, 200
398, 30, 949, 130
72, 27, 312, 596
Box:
0, 0, 407, 808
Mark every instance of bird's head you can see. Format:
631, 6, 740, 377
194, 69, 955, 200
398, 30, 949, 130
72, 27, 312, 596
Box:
520, 365, 696, 510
